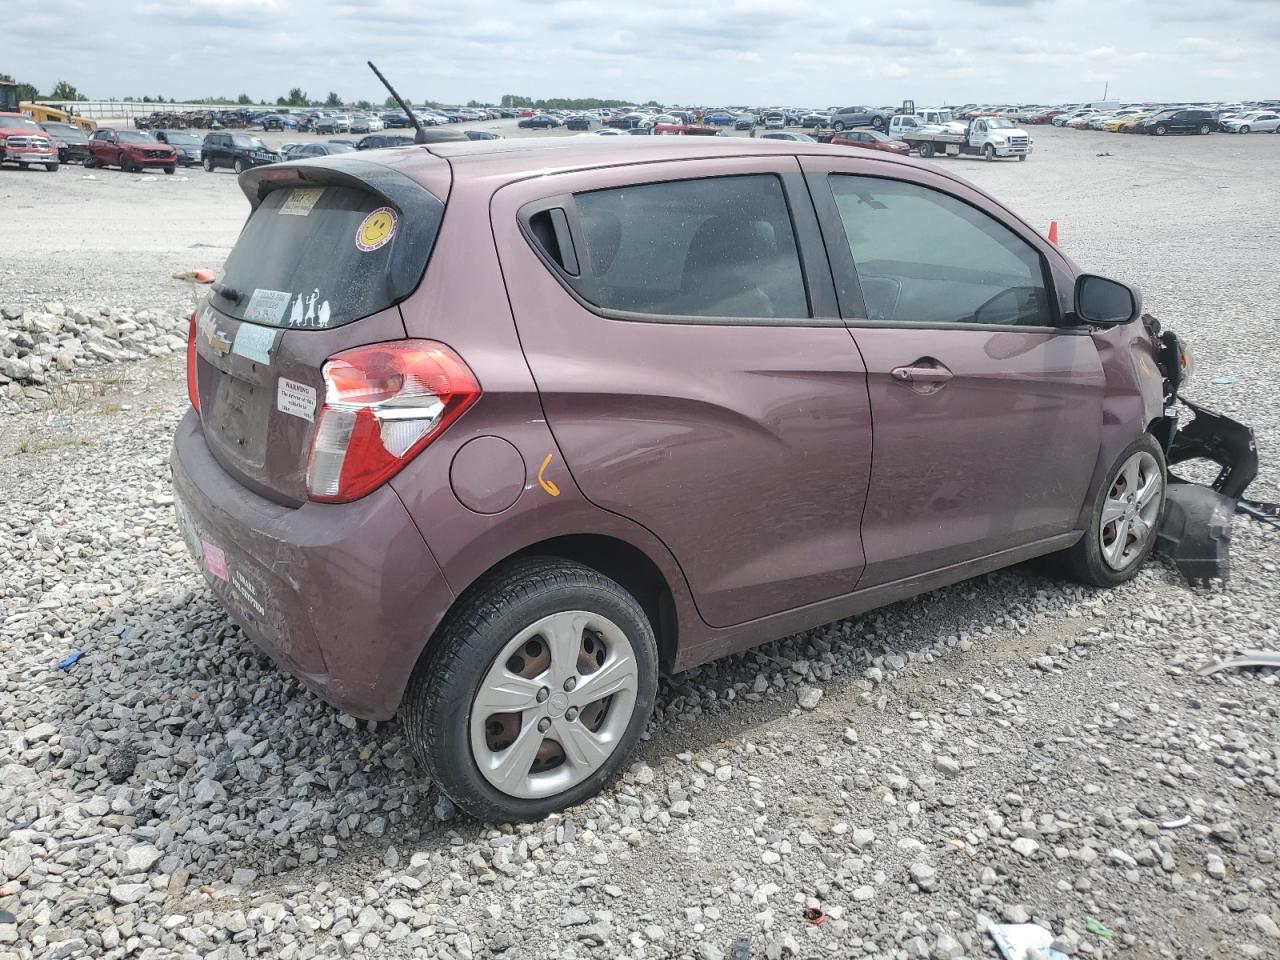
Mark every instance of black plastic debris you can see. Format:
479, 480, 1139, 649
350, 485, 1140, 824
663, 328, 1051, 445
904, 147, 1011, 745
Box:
1156, 483, 1235, 580
105, 744, 140, 784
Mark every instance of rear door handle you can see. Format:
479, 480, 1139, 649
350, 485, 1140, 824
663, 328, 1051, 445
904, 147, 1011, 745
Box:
891, 363, 953, 383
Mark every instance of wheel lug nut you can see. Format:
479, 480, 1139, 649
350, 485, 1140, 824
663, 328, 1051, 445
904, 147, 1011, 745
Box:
537, 717, 551, 732
564, 677, 577, 692
536, 687, 549, 703
565, 707, 579, 722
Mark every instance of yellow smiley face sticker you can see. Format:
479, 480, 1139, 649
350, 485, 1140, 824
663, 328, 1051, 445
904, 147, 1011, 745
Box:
356, 206, 398, 252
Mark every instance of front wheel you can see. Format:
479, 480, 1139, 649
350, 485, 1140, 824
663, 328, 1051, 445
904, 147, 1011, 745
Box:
163, 166, 175, 175
1057, 436, 1166, 587
233, 158, 246, 175
1239, 126, 1250, 134
45, 162, 59, 172
983, 143, 996, 160
1154, 124, 1168, 136
202, 156, 213, 172
404, 558, 659, 822
1018, 154, 1027, 161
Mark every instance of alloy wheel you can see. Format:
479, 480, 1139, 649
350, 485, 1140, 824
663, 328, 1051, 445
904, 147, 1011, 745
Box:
469, 610, 639, 799
1099, 451, 1163, 570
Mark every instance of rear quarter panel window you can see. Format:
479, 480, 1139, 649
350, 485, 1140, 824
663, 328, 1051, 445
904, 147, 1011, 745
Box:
567, 174, 810, 320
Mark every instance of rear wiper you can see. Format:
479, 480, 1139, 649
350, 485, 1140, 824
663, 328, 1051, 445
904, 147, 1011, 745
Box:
212, 282, 242, 303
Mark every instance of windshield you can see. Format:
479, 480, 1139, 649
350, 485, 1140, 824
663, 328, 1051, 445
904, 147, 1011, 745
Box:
117, 131, 155, 144
987, 118, 1017, 129
43, 123, 86, 139
164, 132, 201, 145
233, 135, 267, 150
1, 116, 43, 131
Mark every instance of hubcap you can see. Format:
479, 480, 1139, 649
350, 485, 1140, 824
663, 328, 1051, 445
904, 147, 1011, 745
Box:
1100, 451, 1162, 570
469, 610, 639, 799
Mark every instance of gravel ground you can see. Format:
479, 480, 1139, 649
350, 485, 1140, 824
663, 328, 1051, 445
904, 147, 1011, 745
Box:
1, 126, 1278, 960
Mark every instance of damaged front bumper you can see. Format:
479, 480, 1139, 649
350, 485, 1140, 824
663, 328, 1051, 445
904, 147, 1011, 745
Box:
1151, 327, 1261, 580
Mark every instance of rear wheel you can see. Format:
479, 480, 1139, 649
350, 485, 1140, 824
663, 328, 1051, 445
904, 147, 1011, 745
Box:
1057, 435, 1166, 588
404, 558, 659, 822
45, 162, 58, 172
871, 116, 884, 129
832, 121, 846, 131
917, 141, 934, 159
163, 166, 175, 175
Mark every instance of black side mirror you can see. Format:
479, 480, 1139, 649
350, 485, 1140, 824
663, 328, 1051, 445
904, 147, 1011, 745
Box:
1074, 274, 1140, 326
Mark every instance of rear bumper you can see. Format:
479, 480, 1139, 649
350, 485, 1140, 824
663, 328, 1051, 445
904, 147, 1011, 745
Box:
170, 410, 454, 719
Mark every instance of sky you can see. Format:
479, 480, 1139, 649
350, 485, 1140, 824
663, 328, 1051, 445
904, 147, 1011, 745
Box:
7, 0, 1279, 106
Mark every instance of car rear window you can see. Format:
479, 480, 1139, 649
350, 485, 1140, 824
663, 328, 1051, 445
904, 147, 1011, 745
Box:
562, 174, 809, 320
209, 182, 444, 329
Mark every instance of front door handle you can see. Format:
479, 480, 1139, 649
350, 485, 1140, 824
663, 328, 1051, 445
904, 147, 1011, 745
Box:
891, 362, 953, 384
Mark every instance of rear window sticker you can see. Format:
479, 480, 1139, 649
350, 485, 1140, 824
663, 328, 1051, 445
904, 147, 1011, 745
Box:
356, 206, 398, 252
288, 289, 332, 328
245, 288, 293, 324
278, 187, 325, 216
277, 377, 317, 422
202, 541, 229, 582
231, 323, 277, 364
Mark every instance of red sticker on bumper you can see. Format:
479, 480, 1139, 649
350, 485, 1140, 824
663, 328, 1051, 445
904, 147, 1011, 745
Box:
202, 542, 229, 582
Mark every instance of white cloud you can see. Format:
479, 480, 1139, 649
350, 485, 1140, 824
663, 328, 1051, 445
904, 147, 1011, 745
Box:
5, 0, 1278, 104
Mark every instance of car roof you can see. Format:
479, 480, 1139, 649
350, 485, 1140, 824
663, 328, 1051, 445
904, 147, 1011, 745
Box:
422, 135, 921, 179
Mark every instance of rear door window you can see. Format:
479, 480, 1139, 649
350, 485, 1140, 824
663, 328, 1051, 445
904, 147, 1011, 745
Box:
210, 182, 443, 329
538, 174, 810, 320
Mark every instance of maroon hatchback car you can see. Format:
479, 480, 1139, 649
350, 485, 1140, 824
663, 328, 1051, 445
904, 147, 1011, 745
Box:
173, 137, 1197, 821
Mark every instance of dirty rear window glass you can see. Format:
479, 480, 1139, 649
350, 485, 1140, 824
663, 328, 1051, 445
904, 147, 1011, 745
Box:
210, 184, 442, 329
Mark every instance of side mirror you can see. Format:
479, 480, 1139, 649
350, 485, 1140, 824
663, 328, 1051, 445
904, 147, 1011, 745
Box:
1073, 274, 1140, 326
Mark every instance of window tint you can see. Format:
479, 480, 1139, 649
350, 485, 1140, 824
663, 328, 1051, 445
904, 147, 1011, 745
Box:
566, 174, 809, 319
829, 175, 1052, 327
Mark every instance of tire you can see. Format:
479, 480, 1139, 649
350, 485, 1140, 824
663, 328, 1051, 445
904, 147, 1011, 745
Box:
1198, 124, 1211, 135
1057, 435, 1166, 588
84, 155, 97, 169
404, 557, 659, 822
1239, 126, 1250, 134
983, 143, 996, 161
871, 116, 884, 129
17, 162, 27, 170
832, 121, 845, 131
1018, 154, 1026, 161
233, 158, 246, 175
45, 162, 58, 173
917, 141, 934, 159
1154, 124, 1167, 136
202, 156, 213, 172
163, 166, 175, 175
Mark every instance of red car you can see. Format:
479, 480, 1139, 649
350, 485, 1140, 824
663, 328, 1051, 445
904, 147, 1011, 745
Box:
831, 129, 910, 155
0, 113, 59, 171
86, 128, 178, 174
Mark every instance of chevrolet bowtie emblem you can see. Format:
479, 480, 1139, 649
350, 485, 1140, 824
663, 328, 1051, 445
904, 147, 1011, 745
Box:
210, 330, 232, 356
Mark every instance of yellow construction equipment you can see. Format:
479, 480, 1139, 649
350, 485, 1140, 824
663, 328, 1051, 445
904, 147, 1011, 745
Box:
20, 102, 97, 132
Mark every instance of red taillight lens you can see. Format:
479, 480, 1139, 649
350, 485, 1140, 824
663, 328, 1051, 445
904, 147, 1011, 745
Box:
305, 340, 480, 503
186, 310, 200, 412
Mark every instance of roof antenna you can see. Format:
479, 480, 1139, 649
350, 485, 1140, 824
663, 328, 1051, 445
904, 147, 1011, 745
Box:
368, 60, 427, 145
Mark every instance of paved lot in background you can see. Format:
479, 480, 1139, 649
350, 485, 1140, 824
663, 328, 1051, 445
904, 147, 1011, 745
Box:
1, 125, 1278, 960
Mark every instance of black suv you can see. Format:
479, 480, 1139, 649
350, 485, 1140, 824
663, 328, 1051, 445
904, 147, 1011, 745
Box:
1137, 109, 1216, 136
201, 132, 282, 173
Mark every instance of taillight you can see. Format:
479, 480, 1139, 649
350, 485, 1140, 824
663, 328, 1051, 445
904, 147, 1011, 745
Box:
305, 340, 480, 503
186, 310, 200, 412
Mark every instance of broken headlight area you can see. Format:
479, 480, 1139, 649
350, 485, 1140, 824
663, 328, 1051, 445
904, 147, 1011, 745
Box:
1148, 323, 1270, 581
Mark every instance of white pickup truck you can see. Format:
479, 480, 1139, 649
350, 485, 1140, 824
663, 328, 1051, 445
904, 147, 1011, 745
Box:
890, 115, 1033, 161
887, 108, 965, 137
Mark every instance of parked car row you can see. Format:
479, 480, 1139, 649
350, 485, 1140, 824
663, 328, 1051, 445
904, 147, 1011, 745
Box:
1022, 101, 1280, 136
